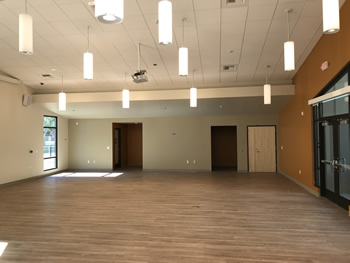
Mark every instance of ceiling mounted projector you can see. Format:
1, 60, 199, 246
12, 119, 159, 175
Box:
132, 43, 148, 83
132, 70, 148, 83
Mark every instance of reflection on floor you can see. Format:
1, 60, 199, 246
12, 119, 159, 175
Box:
51, 172, 123, 178
0, 242, 8, 257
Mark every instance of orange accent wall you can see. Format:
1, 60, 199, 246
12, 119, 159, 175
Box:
278, 1, 350, 192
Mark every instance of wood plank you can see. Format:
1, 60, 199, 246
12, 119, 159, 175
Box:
0, 171, 349, 262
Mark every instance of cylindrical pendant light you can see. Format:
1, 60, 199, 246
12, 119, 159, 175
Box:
264, 65, 271, 105
59, 76, 66, 111
95, 0, 124, 24
179, 18, 188, 76
322, 0, 340, 34
59, 92, 66, 111
158, 0, 172, 45
190, 69, 197, 108
84, 26, 93, 80
284, 9, 295, 72
179, 47, 188, 76
190, 87, 197, 108
122, 89, 130, 109
284, 41, 295, 71
264, 84, 271, 105
122, 73, 129, 109
19, 0, 33, 55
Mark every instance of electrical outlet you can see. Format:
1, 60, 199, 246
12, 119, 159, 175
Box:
193, 160, 196, 164
88, 160, 90, 164
299, 170, 302, 174
186, 160, 189, 164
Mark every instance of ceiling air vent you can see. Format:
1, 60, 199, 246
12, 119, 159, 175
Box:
222, 0, 248, 8
40, 73, 53, 79
222, 64, 238, 72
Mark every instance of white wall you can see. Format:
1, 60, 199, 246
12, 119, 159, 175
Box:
0, 82, 69, 185
68, 114, 278, 171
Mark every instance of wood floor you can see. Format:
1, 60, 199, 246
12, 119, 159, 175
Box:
0, 171, 350, 262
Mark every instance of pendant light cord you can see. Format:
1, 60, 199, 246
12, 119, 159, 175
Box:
138, 43, 140, 72
124, 73, 127, 90
182, 18, 185, 47
87, 26, 90, 52
265, 65, 271, 85
286, 10, 291, 41
192, 69, 196, 88
61, 75, 63, 92
25, 0, 27, 14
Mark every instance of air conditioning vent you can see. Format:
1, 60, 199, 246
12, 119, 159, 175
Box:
222, 0, 248, 8
222, 64, 238, 72
41, 73, 53, 79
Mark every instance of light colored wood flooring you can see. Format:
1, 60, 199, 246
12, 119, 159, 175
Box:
0, 171, 350, 262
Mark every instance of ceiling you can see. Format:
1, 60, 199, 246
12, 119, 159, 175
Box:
0, 0, 345, 118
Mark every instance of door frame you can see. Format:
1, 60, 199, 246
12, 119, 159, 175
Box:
247, 125, 277, 173
113, 127, 121, 169
319, 116, 350, 210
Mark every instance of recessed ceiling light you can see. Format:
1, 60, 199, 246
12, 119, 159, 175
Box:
153, 63, 158, 67
219, 105, 223, 108
229, 50, 234, 53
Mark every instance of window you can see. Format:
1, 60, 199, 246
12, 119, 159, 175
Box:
43, 116, 57, 171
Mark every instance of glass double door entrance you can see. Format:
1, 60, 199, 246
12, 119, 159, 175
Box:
321, 118, 350, 209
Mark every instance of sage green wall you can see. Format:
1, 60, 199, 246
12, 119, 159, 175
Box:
0, 82, 69, 185
68, 114, 278, 171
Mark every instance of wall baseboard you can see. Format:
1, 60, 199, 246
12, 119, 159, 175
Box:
278, 170, 320, 197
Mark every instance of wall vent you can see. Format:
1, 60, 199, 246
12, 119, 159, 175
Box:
222, 64, 238, 72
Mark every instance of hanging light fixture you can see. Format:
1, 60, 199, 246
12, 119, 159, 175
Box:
179, 18, 188, 76
122, 73, 130, 109
264, 65, 271, 105
322, 0, 340, 34
84, 26, 93, 80
158, 0, 172, 45
59, 76, 66, 111
95, 0, 124, 24
284, 9, 295, 72
19, 0, 33, 55
190, 69, 197, 108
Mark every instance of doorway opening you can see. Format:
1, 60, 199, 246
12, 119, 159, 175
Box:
112, 123, 143, 170
247, 126, 276, 172
211, 126, 237, 171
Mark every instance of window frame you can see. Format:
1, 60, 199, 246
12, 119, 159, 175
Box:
43, 115, 58, 171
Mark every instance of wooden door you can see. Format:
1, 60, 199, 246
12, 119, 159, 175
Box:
248, 126, 276, 172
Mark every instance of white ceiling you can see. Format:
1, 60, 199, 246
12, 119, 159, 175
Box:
0, 0, 345, 118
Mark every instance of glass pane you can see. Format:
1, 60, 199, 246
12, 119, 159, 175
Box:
44, 158, 57, 170
339, 122, 350, 200
43, 116, 57, 127
44, 128, 56, 158
334, 73, 348, 91
324, 125, 335, 192
321, 96, 349, 118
